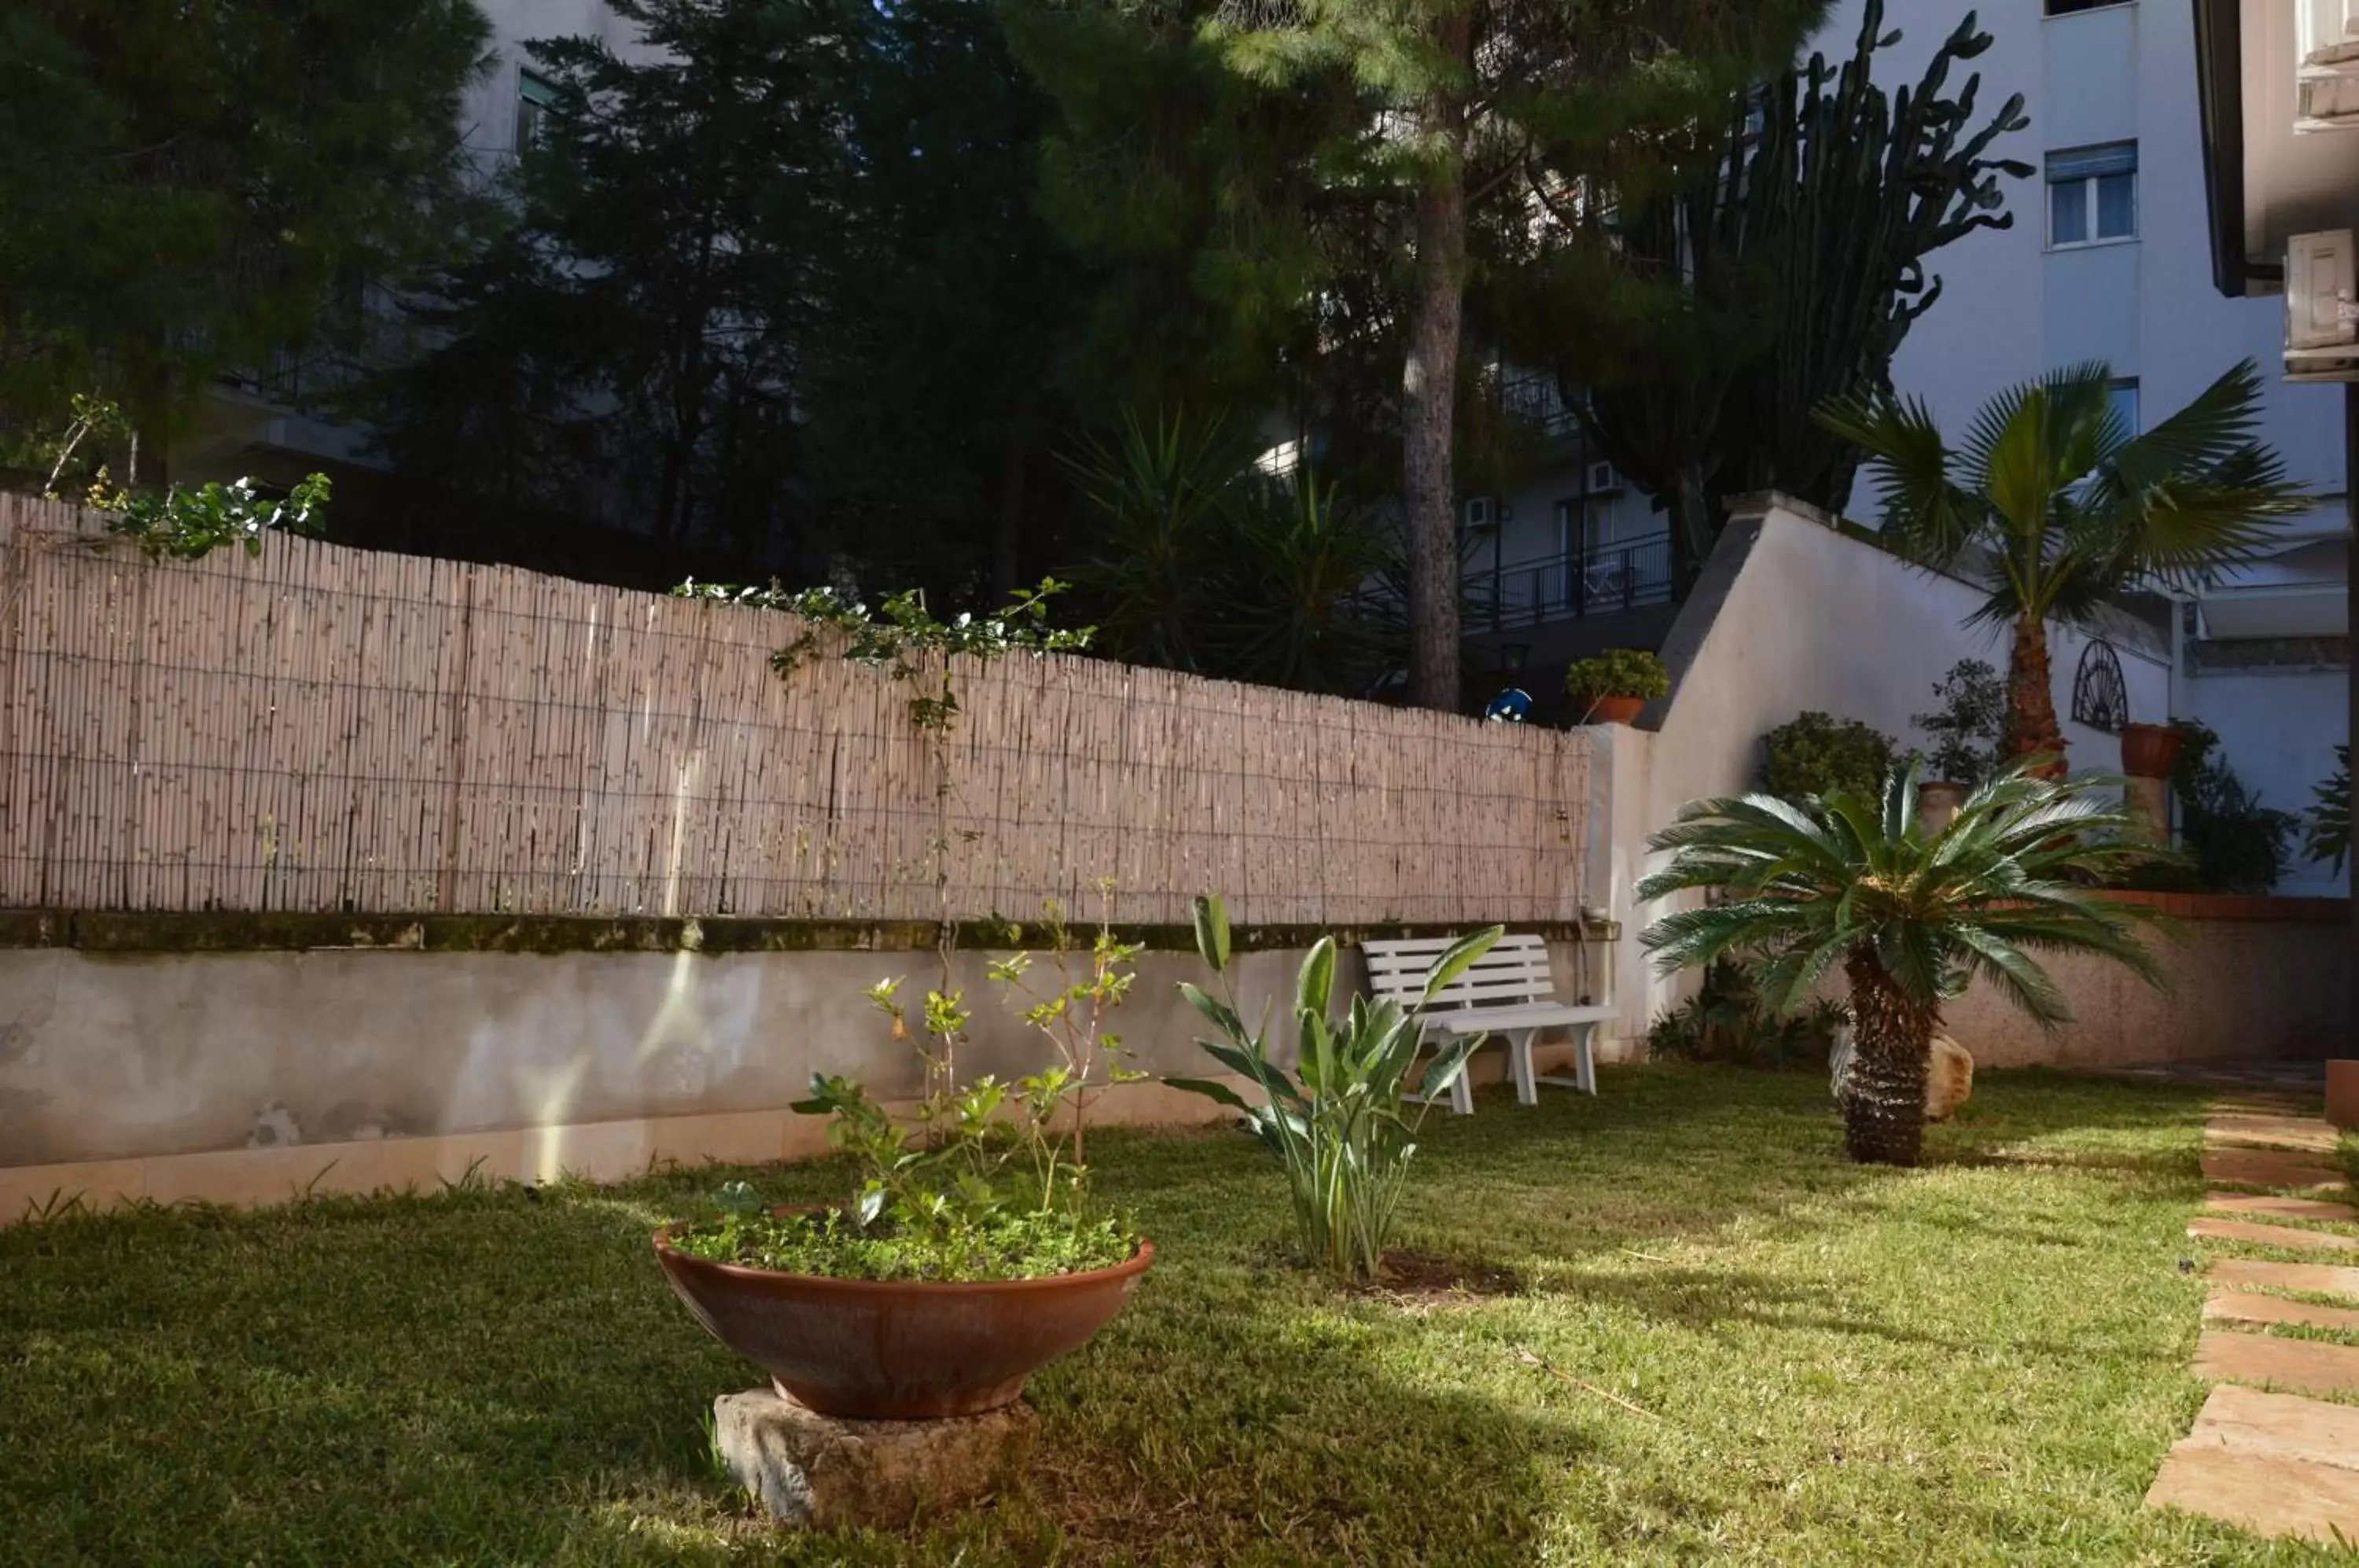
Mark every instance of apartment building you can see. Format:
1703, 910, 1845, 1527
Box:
1474, 0, 2350, 890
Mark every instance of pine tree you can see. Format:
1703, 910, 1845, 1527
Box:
0, 1, 490, 442
1018, 0, 1820, 708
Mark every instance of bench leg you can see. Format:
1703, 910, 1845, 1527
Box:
1508, 1028, 1538, 1106
1450, 1053, 1477, 1115
1533, 1021, 1602, 1096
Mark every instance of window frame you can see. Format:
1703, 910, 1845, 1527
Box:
2045, 143, 2140, 251
2107, 377, 2140, 436
2043, 0, 2136, 17
515, 68, 563, 153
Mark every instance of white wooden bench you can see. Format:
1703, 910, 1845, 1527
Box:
1363, 933, 1614, 1115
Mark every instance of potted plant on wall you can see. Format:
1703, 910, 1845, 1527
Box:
2120, 718, 2184, 781
1564, 647, 1669, 725
1911, 659, 2004, 830
652, 910, 1153, 1419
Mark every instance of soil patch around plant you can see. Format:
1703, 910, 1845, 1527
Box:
1357, 1249, 1525, 1304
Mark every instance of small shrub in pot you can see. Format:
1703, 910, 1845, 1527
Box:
653, 904, 1155, 1418
1563, 648, 1669, 723
1911, 660, 2004, 789
1758, 711, 1895, 802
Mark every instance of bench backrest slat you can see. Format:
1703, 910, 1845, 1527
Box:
1363, 933, 1557, 1010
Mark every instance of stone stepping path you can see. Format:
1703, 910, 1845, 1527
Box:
2207, 1290, 2359, 1333
2210, 1257, 2359, 1297
2202, 1146, 2350, 1191
2145, 1102, 2359, 1541
2207, 1192, 2359, 1222
2146, 1386, 2359, 1544
2205, 1115, 2342, 1154
2196, 1330, 2359, 1395
2189, 1216, 2359, 1253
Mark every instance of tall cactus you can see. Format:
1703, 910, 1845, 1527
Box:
1573, 3, 2030, 583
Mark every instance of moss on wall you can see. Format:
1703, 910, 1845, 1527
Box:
0, 908, 1621, 956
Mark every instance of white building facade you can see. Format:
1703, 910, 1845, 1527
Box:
1481, 0, 2350, 891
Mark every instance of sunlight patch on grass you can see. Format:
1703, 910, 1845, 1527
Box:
0, 1067, 2343, 1564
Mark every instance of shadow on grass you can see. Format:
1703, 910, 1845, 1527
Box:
0, 1063, 2222, 1566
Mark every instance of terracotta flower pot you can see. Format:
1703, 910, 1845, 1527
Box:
2120, 723, 2184, 779
653, 1212, 1154, 1419
1583, 694, 1647, 725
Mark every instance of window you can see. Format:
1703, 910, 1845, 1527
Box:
2044, 0, 2132, 15
2108, 378, 2140, 434
2047, 143, 2136, 248
516, 70, 562, 152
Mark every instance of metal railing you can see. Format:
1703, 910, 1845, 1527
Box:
1467, 533, 1676, 630
1489, 370, 1583, 441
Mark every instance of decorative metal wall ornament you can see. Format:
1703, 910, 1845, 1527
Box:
2070, 639, 2129, 732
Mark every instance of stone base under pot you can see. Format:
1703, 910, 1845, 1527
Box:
712, 1387, 1037, 1529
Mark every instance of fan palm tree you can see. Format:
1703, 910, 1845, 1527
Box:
1638, 763, 2166, 1166
1816, 360, 2306, 770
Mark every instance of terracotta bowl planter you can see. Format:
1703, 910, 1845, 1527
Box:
2120, 722, 2184, 779
1583, 694, 1647, 725
653, 1211, 1154, 1419
1916, 780, 1968, 834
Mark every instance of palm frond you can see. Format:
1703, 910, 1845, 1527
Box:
2100, 359, 2272, 497
1813, 390, 1985, 567
1640, 761, 2169, 1015
1949, 922, 2071, 1026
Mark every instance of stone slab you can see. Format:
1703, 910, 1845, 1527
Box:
2203, 1147, 2350, 1191
2184, 1382, 2359, 1470
2196, 1330, 2359, 1397
2210, 1258, 2359, 1298
2189, 1216, 2359, 1253
2208, 1290, 2359, 1333
711, 1388, 1036, 1529
2208, 1193, 2359, 1222
2146, 1448, 2359, 1543
2205, 1115, 2342, 1154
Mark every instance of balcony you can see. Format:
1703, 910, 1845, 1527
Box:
1487, 369, 1584, 444
1466, 533, 1676, 631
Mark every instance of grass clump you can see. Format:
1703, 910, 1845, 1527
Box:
664, 1205, 1135, 1283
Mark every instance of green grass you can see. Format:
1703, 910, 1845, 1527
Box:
0, 1066, 2340, 1565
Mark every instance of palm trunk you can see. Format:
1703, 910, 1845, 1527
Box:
1841, 948, 1937, 1166
1401, 46, 1469, 713
2004, 611, 2066, 775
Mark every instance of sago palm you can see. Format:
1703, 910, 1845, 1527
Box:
1817, 359, 2305, 769
1638, 764, 2166, 1166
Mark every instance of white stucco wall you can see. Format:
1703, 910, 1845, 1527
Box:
2188, 665, 2349, 896
464, 1, 665, 167
1589, 498, 2177, 1043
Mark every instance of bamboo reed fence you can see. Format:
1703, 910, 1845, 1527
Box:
0, 494, 1592, 923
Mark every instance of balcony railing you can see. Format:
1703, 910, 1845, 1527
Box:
1489, 369, 1584, 442
1467, 534, 1676, 630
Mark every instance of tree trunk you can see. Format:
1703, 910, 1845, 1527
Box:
2004, 610, 2066, 775
993, 425, 1029, 600
1840, 948, 1937, 1166
1400, 53, 1469, 713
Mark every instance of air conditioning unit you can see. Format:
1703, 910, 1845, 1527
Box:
1585, 460, 1624, 495
2286, 231, 2359, 380
2298, 0, 2359, 130
1460, 497, 1509, 530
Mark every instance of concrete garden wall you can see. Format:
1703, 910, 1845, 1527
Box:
0, 916, 1618, 1217
1580, 495, 2344, 1062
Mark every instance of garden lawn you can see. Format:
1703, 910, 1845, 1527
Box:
0, 1066, 2329, 1566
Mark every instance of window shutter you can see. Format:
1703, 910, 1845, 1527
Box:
2045, 143, 2136, 182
